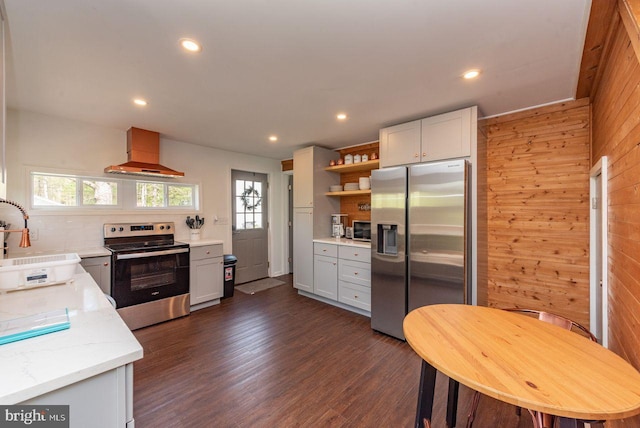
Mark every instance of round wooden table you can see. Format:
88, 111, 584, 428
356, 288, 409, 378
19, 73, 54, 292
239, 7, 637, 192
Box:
403, 304, 640, 427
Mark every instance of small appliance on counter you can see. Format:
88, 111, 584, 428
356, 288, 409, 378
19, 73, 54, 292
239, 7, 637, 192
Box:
345, 226, 354, 239
352, 220, 371, 241
331, 214, 348, 238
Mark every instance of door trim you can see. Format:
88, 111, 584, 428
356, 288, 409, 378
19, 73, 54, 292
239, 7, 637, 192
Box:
589, 156, 608, 347
231, 169, 270, 283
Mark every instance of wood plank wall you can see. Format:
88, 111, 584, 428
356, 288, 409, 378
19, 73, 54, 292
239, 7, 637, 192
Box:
336, 142, 379, 223
480, 99, 591, 327
476, 122, 488, 306
589, 3, 640, 426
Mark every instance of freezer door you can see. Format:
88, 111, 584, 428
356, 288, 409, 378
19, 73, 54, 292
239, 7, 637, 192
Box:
371, 166, 407, 340
408, 160, 468, 312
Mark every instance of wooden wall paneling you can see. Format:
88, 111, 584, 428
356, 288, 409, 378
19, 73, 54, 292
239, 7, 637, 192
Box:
619, 0, 640, 61
337, 142, 379, 159
585, 4, 622, 101
591, 21, 640, 161
338, 195, 371, 224
484, 99, 591, 327
576, 0, 618, 99
339, 171, 372, 222
483, 98, 589, 127
608, 252, 640, 363
590, 3, 640, 426
476, 121, 488, 306
337, 142, 378, 221
281, 159, 293, 171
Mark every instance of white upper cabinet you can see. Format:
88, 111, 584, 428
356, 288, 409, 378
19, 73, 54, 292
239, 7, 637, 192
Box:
421, 108, 472, 161
293, 147, 314, 207
293, 146, 338, 208
379, 106, 476, 168
379, 119, 422, 168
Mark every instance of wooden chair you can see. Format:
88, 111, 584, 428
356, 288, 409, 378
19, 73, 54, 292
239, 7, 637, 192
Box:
465, 308, 599, 428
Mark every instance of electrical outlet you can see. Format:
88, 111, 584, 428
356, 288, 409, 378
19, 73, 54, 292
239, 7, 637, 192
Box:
29, 228, 39, 241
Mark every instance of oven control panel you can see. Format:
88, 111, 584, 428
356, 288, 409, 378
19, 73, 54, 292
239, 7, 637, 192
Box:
104, 222, 174, 238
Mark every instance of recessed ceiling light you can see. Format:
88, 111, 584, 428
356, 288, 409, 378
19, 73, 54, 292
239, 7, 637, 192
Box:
269, 135, 278, 142
133, 98, 148, 106
336, 113, 348, 121
463, 69, 481, 80
180, 38, 202, 53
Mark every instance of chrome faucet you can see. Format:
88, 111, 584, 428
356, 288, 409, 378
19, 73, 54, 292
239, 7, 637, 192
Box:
0, 198, 31, 249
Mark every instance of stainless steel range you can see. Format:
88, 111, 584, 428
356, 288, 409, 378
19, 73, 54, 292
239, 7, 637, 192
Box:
104, 222, 190, 330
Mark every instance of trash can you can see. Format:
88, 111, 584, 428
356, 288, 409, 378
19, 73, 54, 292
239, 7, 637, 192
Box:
223, 254, 238, 298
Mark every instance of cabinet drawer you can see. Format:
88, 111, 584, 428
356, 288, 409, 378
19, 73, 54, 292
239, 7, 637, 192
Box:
339, 281, 371, 311
314, 242, 338, 257
338, 245, 370, 263
190, 244, 223, 261
338, 259, 371, 287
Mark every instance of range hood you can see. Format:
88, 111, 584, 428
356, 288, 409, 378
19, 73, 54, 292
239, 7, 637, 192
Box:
104, 127, 184, 178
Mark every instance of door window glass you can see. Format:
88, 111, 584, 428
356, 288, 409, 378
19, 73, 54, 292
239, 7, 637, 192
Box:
234, 179, 263, 230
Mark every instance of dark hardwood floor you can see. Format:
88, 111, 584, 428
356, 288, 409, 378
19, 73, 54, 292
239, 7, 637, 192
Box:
132, 275, 533, 427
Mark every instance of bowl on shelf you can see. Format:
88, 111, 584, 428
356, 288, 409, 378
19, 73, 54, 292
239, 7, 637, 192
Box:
330, 185, 344, 192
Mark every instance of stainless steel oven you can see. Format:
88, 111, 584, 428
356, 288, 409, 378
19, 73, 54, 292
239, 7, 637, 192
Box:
104, 222, 190, 330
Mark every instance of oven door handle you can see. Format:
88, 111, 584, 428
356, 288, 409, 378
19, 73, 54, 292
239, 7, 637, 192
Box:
116, 248, 189, 260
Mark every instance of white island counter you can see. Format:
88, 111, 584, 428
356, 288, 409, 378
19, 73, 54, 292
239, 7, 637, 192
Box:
0, 270, 143, 426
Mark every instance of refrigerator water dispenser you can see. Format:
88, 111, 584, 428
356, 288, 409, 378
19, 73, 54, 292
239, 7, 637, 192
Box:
377, 224, 398, 255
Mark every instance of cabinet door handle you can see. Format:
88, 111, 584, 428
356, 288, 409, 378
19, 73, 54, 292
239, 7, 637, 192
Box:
422, 152, 426, 157
103, 262, 109, 267
354, 295, 359, 299
333, 262, 336, 266
354, 253, 358, 256
323, 249, 327, 252
206, 251, 210, 255
354, 272, 358, 275
414, 153, 419, 158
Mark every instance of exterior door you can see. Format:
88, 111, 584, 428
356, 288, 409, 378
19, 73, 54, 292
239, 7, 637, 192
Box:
232, 170, 269, 284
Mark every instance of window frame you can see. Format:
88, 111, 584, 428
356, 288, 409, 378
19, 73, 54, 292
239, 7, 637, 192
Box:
27, 167, 200, 214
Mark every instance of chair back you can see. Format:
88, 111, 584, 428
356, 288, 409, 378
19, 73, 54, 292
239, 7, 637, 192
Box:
505, 308, 597, 342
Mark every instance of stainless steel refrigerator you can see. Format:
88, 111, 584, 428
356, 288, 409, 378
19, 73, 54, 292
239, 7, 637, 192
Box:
371, 159, 469, 340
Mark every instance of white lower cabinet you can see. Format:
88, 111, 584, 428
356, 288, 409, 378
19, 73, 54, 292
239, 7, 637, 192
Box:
338, 281, 371, 312
312, 241, 371, 313
294, 208, 314, 292
190, 244, 223, 308
23, 364, 134, 428
80, 256, 111, 295
314, 243, 338, 299
338, 247, 371, 311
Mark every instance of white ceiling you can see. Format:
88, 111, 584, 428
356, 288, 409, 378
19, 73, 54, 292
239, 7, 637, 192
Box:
3, 0, 591, 160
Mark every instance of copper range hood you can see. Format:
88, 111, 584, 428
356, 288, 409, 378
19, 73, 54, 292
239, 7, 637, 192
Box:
104, 127, 184, 178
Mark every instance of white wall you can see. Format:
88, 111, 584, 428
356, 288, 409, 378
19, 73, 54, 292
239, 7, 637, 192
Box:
1, 109, 289, 276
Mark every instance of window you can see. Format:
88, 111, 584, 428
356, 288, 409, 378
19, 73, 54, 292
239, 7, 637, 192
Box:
32, 173, 118, 207
234, 179, 263, 230
30, 171, 199, 211
137, 182, 164, 207
136, 181, 196, 209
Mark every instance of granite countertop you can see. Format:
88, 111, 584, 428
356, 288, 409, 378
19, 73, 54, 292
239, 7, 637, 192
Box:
313, 237, 371, 248
0, 271, 143, 404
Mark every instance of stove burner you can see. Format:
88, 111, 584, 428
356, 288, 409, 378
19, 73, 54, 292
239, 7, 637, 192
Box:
104, 222, 187, 253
